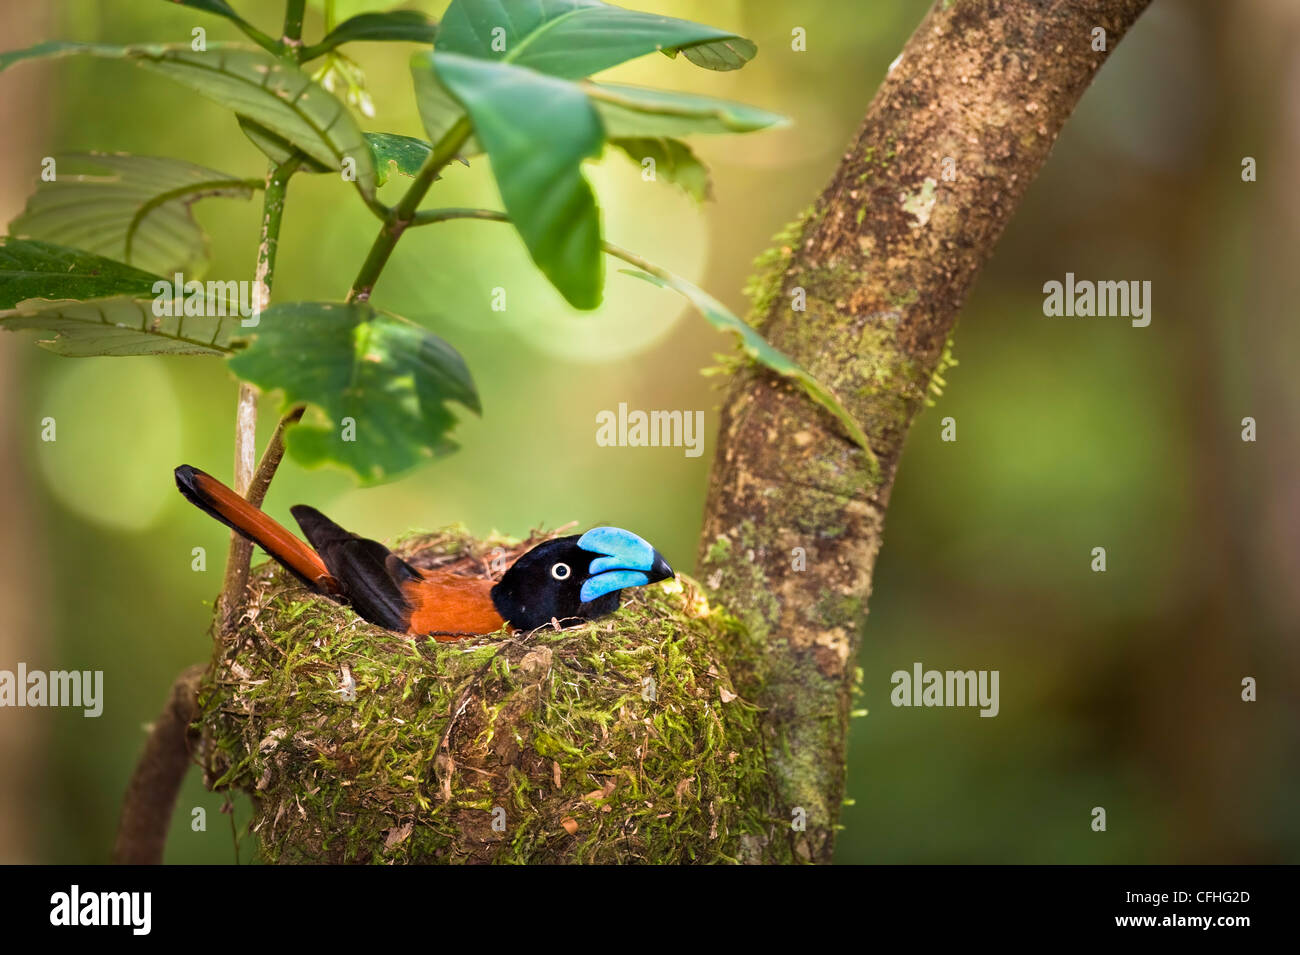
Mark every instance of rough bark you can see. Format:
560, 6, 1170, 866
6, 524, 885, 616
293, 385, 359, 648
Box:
697, 0, 1152, 863
112, 665, 205, 864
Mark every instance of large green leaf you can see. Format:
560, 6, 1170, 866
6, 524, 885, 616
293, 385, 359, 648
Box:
302, 10, 439, 59
9, 154, 255, 279
227, 302, 480, 484
0, 295, 241, 356
412, 60, 482, 153
0, 238, 161, 308
610, 137, 711, 202
621, 268, 873, 455
587, 82, 786, 137
429, 52, 604, 309
0, 42, 376, 198
436, 0, 753, 79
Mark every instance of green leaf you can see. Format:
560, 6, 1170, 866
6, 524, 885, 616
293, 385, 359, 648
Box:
237, 115, 334, 172
9, 154, 255, 279
167, 1, 280, 53
227, 302, 480, 485
621, 268, 874, 455
587, 82, 786, 138
0, 42, 376, 198
0, 238, 162, 308
670, 36, 757, 71
411, 59, 482, 154
0, 295, 241, 356
610, 137, 711, 202
303, 10, 438, 59
436, 0, 753, 80
429, 52, 604, 309
364, 132, 433, 186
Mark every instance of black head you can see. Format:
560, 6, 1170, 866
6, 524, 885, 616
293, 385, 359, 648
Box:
489, 527, 674, 632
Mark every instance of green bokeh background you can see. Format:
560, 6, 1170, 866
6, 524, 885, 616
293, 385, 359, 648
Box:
2, 0, 1296, 863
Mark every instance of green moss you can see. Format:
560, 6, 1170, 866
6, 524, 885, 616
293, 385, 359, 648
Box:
925, 332, 959, 407
198, 529, 773, 864
742, 205, 815, 328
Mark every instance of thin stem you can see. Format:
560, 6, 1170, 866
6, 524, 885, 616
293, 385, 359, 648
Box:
218, 156, 301, 637
282, 0, 309, 56
346, 116, 473, 304
245, 405, 306, 510
404, 206, 667, 279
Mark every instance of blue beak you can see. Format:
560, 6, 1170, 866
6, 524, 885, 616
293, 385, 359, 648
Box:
576, 527, 674, 603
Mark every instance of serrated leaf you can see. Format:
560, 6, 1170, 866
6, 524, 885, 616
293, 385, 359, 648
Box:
364, 132, 433, 186
610, 137, 711, 202
227, 302, 480, 485
586, 82, 786, 138
0, 42, 376, 198
9, 154, 255, 279
303, 10, 438, 59
0, 295, 241, 356
620, 268, 873, 455
429, 52, 604, 309
0, 238, 161, 308
436, 0, 753, 80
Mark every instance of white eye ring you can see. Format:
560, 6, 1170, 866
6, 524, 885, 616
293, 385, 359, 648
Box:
551, 562, 571, 580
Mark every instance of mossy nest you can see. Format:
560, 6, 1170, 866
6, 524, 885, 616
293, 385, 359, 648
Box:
198, 526, 772, 863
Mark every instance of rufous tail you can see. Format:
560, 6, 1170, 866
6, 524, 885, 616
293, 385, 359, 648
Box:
173, 464, 339, 594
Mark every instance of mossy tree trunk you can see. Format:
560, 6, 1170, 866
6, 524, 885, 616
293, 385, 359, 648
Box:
697, 0, 1152, 863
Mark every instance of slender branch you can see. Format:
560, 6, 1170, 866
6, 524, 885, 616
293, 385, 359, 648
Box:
245, 405, 306, 510
281, 0, 308, 56
346, 116, 473, 303
401, 207, 701, 292
218, 155, 300, 637
112, 664, 205, 864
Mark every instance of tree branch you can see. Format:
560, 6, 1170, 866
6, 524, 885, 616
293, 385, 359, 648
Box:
112, 664, 205, 864
697, 0, 1152, 862
218, 156, 299, 638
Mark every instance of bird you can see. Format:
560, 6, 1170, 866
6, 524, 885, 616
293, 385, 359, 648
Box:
173, 464, 674, 640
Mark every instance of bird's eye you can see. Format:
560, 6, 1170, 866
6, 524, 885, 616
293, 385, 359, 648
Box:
551, 562, 571, 580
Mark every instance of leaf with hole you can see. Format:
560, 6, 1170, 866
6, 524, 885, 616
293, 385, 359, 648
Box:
364, 132, 435, 186
10, 154, 256, 279
227, 302, 480, 485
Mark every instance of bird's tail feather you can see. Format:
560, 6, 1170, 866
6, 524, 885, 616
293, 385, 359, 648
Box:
173, 464, 338, 593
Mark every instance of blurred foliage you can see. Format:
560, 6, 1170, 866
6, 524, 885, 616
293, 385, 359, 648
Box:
2, 0, 1297, 864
